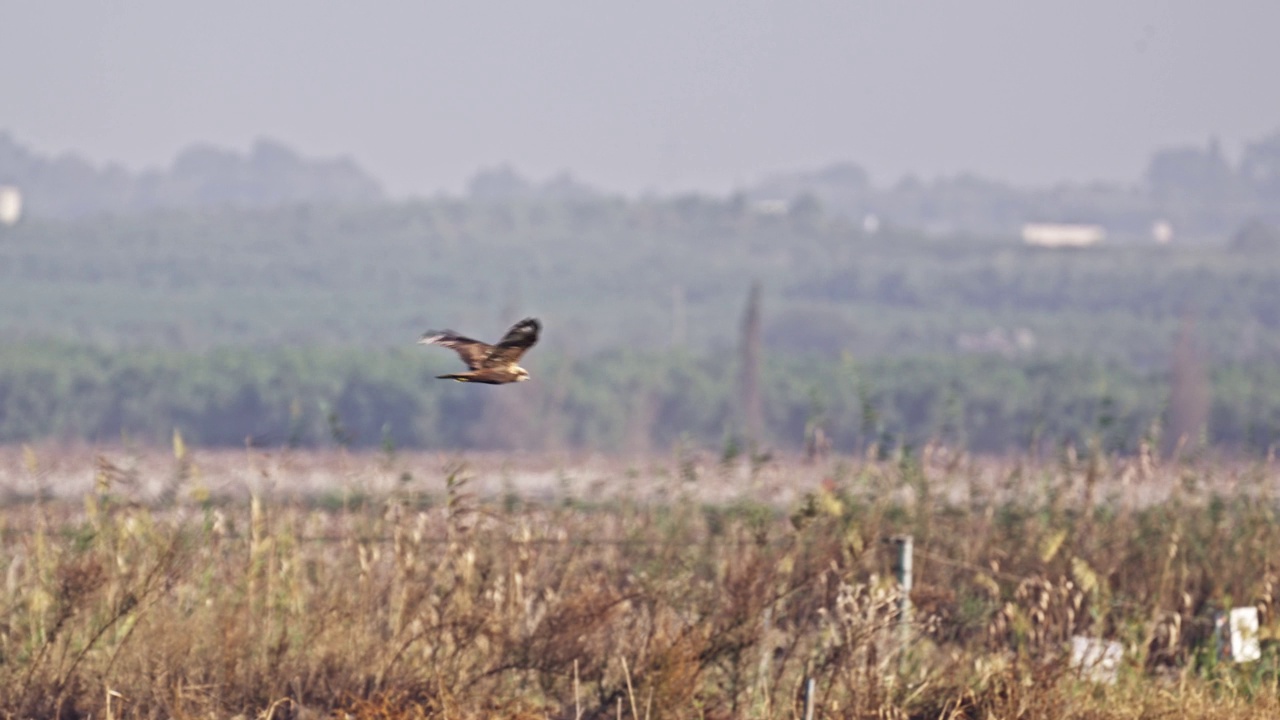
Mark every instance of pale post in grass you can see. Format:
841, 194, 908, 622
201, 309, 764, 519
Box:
738, 279, 764, 451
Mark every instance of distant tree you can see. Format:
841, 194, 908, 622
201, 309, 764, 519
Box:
0, 133, 384, 217
787, 193, 823, 228
763, 307, 858, 355
241, 138, 383, 205
738, 280, 764, 450
0, 131, 37, 184
1144, 137, 1238, 201
670, 284, 686, 348
538, 171, 600, 201
1164, 313, 1210, 457
811, 162, 871, 191
467, 165, 533, 200
1240, 130, 1280, 203
1229, 218, 1280, 253
467, 386, 537, 451
164, 144, 248, 205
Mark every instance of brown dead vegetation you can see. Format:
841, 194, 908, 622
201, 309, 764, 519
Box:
1, 445, 1279, 718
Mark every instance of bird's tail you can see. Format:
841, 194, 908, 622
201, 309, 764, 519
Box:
436, 373, 471, 382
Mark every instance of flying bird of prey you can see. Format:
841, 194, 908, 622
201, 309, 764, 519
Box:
418, 317, 541, 384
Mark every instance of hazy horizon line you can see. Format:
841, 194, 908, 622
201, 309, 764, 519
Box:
4, 126, 1266, 200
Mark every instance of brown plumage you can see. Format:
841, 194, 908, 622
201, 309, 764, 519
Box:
418, 317, 541, 384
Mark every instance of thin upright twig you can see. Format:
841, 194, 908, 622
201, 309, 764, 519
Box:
621, 656, 640, 720
574, 659, 582, 720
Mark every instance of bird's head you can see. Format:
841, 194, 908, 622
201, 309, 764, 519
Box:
515, 367, 531, 382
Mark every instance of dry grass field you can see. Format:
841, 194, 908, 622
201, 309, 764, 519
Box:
1, 442, 1279, 719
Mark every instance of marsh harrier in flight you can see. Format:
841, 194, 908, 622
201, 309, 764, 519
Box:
418, 317, 541, 384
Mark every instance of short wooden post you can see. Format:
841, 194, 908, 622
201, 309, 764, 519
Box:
894, 534, 914, 652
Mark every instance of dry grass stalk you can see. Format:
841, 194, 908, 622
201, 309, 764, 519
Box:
0, 448, 1277, 718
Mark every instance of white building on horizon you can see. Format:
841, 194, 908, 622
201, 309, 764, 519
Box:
1021, 222, 1105, 248
0, 185, 22, 226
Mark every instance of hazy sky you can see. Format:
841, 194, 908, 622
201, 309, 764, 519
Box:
3, 1, 1278, 196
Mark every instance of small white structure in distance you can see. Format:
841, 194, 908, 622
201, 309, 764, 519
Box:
1215, 607, 1262, 662
751, 199, 789, 216
1152, 220, 1174, 244
1069, 635, 1123, 683
862, 213, 881, 235
0, 185, 21, 226
1022, 223, 1105, 248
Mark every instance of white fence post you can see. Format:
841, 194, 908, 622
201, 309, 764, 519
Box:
895, 534, 914, 652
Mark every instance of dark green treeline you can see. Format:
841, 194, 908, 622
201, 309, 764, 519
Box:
3, 343, 1279, 455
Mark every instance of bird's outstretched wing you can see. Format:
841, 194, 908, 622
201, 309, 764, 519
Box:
483, 317, 541, 367
418, 331, 494, 370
